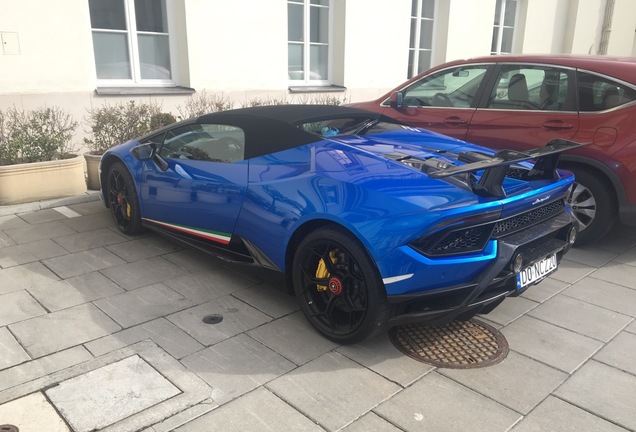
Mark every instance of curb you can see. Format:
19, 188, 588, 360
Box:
0, 190, 102, 217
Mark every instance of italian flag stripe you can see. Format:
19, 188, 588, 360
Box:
143, 218, 231, 245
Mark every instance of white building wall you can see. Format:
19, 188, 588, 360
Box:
0, 0, 95, 95
521, 0, 570, 53
445, 0, 497, 61
568, 0, 605, 54
608, 0, 636, 56
341, 0, 411, 100
184, 0, 288, 96
0, 0, 634, 122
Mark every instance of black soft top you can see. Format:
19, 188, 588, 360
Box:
141, 105, 391, 159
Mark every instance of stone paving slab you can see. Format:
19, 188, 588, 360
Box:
181, 333, 295, 404
85, 318, 204, 360
28, 271, 125, 312
336, 333, 434, 388
94, 283, 195, 328
563, 277, 636, 317
0, 261, 61, 295
527, 294, 632, 342
100, 256, 188, 291
594, 331, 636, 375
46, 355, 181, 432
1, 200, 636, 432
374, 372, 521, 432
0, 327, 30, 370
52, 227, 129, 253
43, 248, 127, 279
247, 311, 339, 366
9, 303, 122, 358
0, 341, 213, 432
167, 295, 271, 346
510, 396, 630, 432
0, 392, 71, 432
0, 290, 47, 327
0, 238, 68, 268
267, 352, 401, 431
0, 346, 93, 395
555, 360, 636, 431
439, 351, 568, 415
174, 388, 322, 432
501, 315, 603, 373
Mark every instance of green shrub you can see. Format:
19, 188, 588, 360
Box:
83, 101, 164, 154
177, 90, 234, 119
0, 106, 78, 166
150, 112, 177, 130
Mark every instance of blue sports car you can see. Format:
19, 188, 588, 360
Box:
100, 105, 580, 343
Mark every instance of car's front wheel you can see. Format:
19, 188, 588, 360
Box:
567, 166, 616, 246
106, 161, 143, 235
292, 226, 391, 344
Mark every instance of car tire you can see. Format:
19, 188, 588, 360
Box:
292, 226, 391, 344
566, 166, 616, 246
105, 161, 143, 235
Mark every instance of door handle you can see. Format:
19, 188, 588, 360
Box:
542, 120, 573, 130
443, 116, 468, 126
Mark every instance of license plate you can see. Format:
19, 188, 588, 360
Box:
516, 254, 557, 289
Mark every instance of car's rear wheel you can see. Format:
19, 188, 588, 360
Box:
106, 162, 143, 235
292, 226, 391, 344
567, 166, 616, 246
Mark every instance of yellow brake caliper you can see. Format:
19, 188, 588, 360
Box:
316, 250, 337, 292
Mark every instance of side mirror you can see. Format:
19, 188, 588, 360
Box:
131, 142, 168, 171
131, 143, 157, 160
389, 91, 405, 108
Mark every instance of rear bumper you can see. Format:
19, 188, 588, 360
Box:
386, 212, 576, 326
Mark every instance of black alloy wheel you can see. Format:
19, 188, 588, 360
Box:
293, 226, 391, 344
106, 162, 142, 235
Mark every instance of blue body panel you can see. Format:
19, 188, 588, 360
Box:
102, 127, 575, 297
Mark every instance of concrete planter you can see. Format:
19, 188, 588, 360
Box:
0, 154, 87, 205
84, 152, 103, 191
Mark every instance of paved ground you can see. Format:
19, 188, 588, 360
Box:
0, 195, 635, 432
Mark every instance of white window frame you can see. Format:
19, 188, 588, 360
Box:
408, 0, 436, 79
90, 0, 178, 87
287, 0, 332, 86
491, 0, 518, 55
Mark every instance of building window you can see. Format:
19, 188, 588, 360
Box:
491, 0, 517, 54
89, 0, 174, 85
288, 0, 330, 84
408, 0, 435, 78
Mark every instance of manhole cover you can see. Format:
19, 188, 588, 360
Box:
0, 425, 19, 432
202, 314, 223, 324
388, 319, 508, 369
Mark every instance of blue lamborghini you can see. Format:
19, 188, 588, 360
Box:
100, 105, 580, 343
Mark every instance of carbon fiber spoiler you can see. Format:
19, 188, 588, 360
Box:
427, 139, 584, 198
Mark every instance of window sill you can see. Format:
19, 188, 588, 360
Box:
95, 86, 195, 96
288, 85, 347, 94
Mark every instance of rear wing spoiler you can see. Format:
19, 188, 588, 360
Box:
427, 139, 584, 198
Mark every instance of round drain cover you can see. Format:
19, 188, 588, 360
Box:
389, 319, 508, 369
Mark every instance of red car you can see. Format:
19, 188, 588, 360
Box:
349, 55, 636, 245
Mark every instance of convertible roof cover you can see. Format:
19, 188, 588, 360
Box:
195, 105, 387, 159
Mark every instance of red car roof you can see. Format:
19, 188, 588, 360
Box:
433, 54, 636, 84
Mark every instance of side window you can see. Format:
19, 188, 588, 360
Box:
159, 124, 245, 162
577, 72, 636, 112
402, 66, 489, 108
487, 65, 571, 111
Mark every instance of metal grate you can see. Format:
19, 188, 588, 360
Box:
389, 319, 508, 368
493, 199, 565, 237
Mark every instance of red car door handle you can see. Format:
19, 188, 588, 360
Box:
444, 116, 468, 126
542, 120, 574, 130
